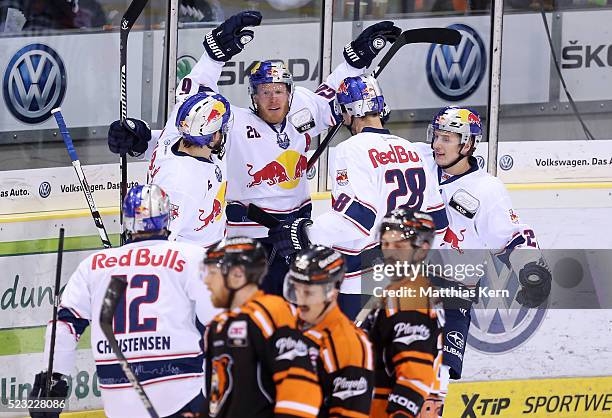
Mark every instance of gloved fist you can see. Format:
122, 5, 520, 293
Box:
343, 21, 402, 69
28, 371, 68, 418
107, 118, 151, 156
268, 218, 312, 258
203, 10, 262, 62
516, 260, 552, 308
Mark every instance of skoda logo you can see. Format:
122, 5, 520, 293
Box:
499, 154, 514, 170
427, 24, 486, 101
476, 155, 485, 169
468, 254, 546, 353
3, 44, 67, 124
39, 181, 51, 198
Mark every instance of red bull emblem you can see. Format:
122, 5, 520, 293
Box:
246, 162, 290, 187
468, 112, 480, 126
338, 81, 349, 95
170, 204, 179, 221
195, 199, 222, 231
443, 228, 466, 254
509, 209, 519, 223
246, 151, 308, 189
336, 169, 348, 186
293, 155, 308, 180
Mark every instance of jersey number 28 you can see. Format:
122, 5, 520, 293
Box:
385, 168, 426, 214
111, 274, 159, 334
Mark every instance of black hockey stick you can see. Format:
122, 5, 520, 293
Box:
52, 108, 112, 248
100, 275, 160, 418
307, 27, 462, 170
120, 0, 149, 246
46, 227, 65, 394
247, 203, 280, 229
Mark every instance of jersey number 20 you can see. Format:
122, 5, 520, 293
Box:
385, 168, 426, 214
112, 274, 159, 334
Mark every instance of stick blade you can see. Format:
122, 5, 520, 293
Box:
247, 204, 280, 229
100, 276, 127, 329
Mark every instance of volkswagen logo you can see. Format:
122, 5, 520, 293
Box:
306, 165, 316, 180
3, 44, 67, 124
468, 254, 546, 353
177, 55, 197, 86
427, 24, 486, 101
476, 155, 485, 169
39, 181, 51, 198
499, 154, 514, 170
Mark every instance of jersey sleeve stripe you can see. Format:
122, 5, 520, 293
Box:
275, 400, 319, 417
423, 207, 448, 231
392, 350, 435, 364
397, 376, 434, 396
343, 200, 377, 232
328, 406, 370, 418
358, 334, 373, 370
251, 300, 279, 330
321, 348, 335, 373
324, 329, 341, 371
251, 309, 274, 338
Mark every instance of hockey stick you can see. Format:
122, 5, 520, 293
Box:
52, 108, 112, 248
247, 203, 280, 229
120, 0, 149, 246
307, 27, 462, 170
100, 275, 160, 418
45, 227, 65, 394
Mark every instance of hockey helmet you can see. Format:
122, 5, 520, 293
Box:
176, 92, 232, 148
204, 237, 268, 288
123, 184, 171, 239
336, 74, 387, 119
427, 106, 483, 150
380, 209, 435, 248
284, 245, 346, 305
248, 61, 294, 110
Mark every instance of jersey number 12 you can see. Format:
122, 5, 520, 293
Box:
111, 274, 160, 334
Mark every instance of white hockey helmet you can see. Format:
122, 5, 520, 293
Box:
427, 106, 483, 147
123, 184, 171, 239
176, 92, 232, 147
336, 74, 386, 118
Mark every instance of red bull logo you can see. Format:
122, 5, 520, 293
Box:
443, 227, 466, 253
195, 182, 226, 231
338, 81, 349, 95
207, 108, 220, 124
467, 112, 480, 126
246, 150, 308, 190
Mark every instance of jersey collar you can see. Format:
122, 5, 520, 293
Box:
438, 156, 480, 185
311, 304, 345, 332
266, 118, 287, 133
172, 141, 214, 164
361, 127, 390, 135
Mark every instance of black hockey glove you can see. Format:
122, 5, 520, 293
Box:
268, 218, 312, 258
28, 371, 68, 418
203, 10, 262, 62
343, 21, 402, 69
107, 118, 151, 157
516, 260, 552, 308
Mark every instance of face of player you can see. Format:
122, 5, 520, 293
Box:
381, 230, 430, 265
432, 129, 470, 167
254, 83, 290, 125
293, 282, 334, 325
204, 265, 231, 308
341, 111, 356, 135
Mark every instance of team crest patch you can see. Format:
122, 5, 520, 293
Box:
276, 132, 290, 149
209, 354, 233, 417
170, 204, 179, 220
215, 165, 222, 182
336, 169, 349, 186
509, 209, 519, 223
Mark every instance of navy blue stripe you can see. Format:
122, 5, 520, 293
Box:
344, 200, 376, 231
227, 202, 312, 224
58, 308, 89, 337
438, 156, 480, 185
426, 207, 449, 230
496, 235, 527, 267
97, 354, 204, 385
339, 245, 382, 274
362, 127, 390, 135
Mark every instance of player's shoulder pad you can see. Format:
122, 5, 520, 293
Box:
243, 293, 297, 338
323, 315, 371, 370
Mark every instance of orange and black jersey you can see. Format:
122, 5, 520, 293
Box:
367, 275, 443, 418
303, 305, 374, 418
204, 291, 322, 418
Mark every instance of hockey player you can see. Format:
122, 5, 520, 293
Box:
267, 75, 448, 319
107, 11, 402, 295
284, 245, 374, 417
367, 209, 444, 418
202, 237, 322, 418
28, 184, 218, 418
413, 106, 552, 386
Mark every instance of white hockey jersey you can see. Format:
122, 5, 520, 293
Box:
43, 239, 219, 418
182, 53, 362, 238
307, 128, 448, 294
414, 143, 540, 287
148, 103, 227, 248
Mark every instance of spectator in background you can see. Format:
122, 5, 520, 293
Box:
23, 0, 106, 30
1, 0, 25, 32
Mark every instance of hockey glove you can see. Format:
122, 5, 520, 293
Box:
107, 119, 151, 157
203, 10, 262, 62
516, 260, 552, 308
268, 218, 312, 258
343, 21, 402, 69
28, 371, 68, 418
